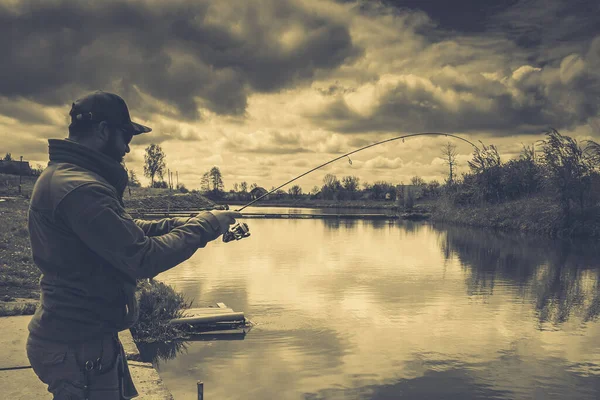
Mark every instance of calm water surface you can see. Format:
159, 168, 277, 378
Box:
140, 215, 600, 400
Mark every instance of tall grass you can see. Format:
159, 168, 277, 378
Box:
131, 280, 192, 342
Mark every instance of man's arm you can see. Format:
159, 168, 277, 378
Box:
133, 217, 192, 236
59, 183, 222, 280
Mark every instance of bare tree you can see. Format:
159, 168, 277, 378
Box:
410, 176, 425, 186
441, 142, 458, 184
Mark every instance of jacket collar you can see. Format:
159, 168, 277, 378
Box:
48, 139, 129, 201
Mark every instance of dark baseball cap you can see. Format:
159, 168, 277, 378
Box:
69, 90, 151, 135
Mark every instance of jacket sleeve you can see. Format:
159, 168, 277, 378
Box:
58, 183, 222, 280
133, 217, 192, 236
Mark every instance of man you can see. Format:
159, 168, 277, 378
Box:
26, 91, 241, 399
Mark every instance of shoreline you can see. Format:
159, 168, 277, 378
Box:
3, 191, 599, 315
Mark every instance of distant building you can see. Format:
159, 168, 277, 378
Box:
250, 186, 268, 200
0, 160, 32, 175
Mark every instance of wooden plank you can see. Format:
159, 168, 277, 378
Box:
168, 312, 245, 325
183, 308, 235, 315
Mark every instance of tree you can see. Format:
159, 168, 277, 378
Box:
467, 142, 503, 203
542, 129, 594, 212
208, 166, 224, 192
441, 142, 458, 184
288, 185, 302, 198
240, 181, 248, 193
128, 169, 141, 187
323, 174, 338, 189
32, 163, 44, 176
233, 183, 239, 192
410, 176, 426, 186
250, 183, 258, 190
143, 144, 166, 187
342, 175, 360, 192
322, 174, 341, 200
370, 181, 395, 200
468, 142, 500, 173
3, 153, 12, 161
200, 172, 210, 192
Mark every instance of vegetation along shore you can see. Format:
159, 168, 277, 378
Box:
2, 128, 600, 334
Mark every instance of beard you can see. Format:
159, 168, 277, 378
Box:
101, 134, 124, 163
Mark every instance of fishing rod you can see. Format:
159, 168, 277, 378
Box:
222, 132, 479, 242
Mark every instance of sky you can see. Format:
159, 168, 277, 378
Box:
1, 0, 599, 191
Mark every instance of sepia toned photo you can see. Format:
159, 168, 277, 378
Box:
1, 1, 599, 399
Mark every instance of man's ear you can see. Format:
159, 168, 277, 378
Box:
96, 121, 110, 143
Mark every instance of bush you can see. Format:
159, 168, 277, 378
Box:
0, 302, 37, 316
151, 181, 168, 189
131, 280, 192, 342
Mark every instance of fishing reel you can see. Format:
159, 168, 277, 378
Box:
223, 222, 250, 243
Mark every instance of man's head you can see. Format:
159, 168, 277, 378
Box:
68, 91, 151, 163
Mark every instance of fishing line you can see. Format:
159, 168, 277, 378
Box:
235, 132, 479, 212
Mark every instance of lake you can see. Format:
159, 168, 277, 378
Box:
139, 212, 600, 400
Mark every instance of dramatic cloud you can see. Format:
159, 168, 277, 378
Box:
303, 1, 600, 135
0, 0, 361, 119
2, 0, 599, 189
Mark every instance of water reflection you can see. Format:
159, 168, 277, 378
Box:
152, 219, 600, 400
136, 340, 189, 366
138, 331, 250, 365
435, 223, 600, 326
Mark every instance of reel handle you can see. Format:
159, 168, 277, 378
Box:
223, 222, 251, 243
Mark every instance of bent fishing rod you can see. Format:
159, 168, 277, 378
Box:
222, 132, 479, 242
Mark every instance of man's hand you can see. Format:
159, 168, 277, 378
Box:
207, 210, 242, 235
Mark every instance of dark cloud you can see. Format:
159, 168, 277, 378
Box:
0, 0, 361, 120
307, 36, 600, 135
0, 97, 56, 125
378, 0, 519, 33
488, 0, 600, 62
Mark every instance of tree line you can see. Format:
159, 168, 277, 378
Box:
127, 129, 600, 216
442, 129, 600, 218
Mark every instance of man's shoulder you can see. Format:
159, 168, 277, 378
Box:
32, 163, 117, 210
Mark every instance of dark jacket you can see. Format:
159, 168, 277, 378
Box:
28, 139, 221, 343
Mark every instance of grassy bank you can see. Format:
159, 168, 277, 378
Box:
430, 195, 600, 238
0, 197, 41, 300
124, 190, 216, 210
